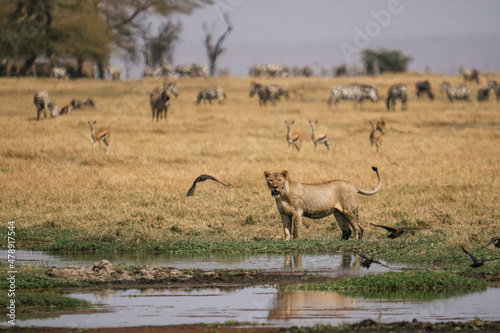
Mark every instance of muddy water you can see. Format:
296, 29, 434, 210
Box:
13, 286, 500, 328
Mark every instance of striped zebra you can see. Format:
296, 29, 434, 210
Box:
386, 84, 408, 111
107, 65, 122, 80
50, 67, 68, 79
328, 84, 378, 109
477, 88, 490, 102
149, 84, 172, 121
440, 82, 470, 102
71, 98, 95, 109
34, 90, 59, 120
415, 80, 434, 100
175, 64, 208, 78
249, 82, 287, 106
195, 87, 225, 105
488, 80, 500, 100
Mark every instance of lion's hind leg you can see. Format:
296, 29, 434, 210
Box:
333, 211, 352, 240
344, 209, 364, 240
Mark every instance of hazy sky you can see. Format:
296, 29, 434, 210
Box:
122, 0, 500, 77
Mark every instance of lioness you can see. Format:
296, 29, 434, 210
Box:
264, 166, 381, 240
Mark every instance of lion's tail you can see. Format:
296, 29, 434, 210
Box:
356, 166, 381, 196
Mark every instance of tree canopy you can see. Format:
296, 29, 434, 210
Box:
0, 0, 212, 77
362, 49, 413, 75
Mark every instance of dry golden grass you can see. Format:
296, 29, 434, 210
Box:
1, 74, 499, 247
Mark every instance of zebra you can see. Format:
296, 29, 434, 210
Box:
150, 83, 172, 122
487, 80, 500, 100
462, 69, 480, 84
249, 82, 287, 106
107, 65, 122, 80
175, 64, 208, 78
71, 98, 95, 109
34, 90, 59, 120
328, 84, 378, 109
477, 88, 490, 102
415, 80, 434, 100
386, 84, 408, 111
50, 67, 68, 79
195, 87, 225, 105
440, 82, 471, 102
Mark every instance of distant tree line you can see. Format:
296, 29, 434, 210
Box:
0, 0, 211, 78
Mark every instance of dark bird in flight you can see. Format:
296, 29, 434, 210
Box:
483, 237, 500, 249
353, 252, 390, 269
370, 223, 428, 239
186, 174, 229, 197
461, 246, 500, 268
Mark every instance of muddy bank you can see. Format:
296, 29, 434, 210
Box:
3, 319, 500, 332
46, 260, 328, 286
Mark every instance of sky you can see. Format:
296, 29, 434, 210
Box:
120, 0, 500, 78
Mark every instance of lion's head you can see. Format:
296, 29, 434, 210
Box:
264, 170, 289, 198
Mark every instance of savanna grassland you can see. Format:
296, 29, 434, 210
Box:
1, 74, 499, 268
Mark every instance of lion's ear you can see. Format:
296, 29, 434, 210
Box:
281, 170, 289, 178
264, 171, 271, 178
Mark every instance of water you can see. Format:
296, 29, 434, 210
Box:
11, 286, 500, 328
2, 250, 498, 329
2, 250, 404, 276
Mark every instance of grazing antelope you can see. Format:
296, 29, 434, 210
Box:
376, 117, 387, 134
369, 121, 383, 152
59, 104, 74, 115
285, 120, 302, 152
308, 120, 330, 154
87, 121, 110, 152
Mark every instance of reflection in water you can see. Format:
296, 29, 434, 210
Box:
269, 289, 358, 322
2, 250, 395, 276
11, 286, 500, 329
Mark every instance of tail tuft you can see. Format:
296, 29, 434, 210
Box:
372, 166, 378, 172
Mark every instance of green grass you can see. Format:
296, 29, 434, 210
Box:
288, 270, 486, 293
0, 292, 91, 311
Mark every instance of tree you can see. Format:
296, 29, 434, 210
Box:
140, 20, 182, 69
0, 0, 212, 77
361, 49, 412, 75
98, 0, 211, 72
203, 14, 232, 77
0, 0, 57, 75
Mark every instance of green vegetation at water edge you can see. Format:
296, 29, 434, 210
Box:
287, 271, 486, 292
0, 292, 91, 312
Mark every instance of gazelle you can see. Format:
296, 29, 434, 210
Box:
87, 121, 110, 152
369, 121, 383, 152
376, 117, 387, 134
285, 120, 302, 152
308, 120, 330, 154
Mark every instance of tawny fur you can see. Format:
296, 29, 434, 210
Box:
308, 120, 330, 154
376, 117, 387, 134
285, 120, 302, 152
370, 121, 383, 152
87, 121, 111, 152
264, 167, 381, 241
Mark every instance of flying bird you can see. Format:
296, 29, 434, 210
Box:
354, 252, 390, 269
186, 174, 229, 197
370, 223, 428, 239
461, 246, 500, 268
482, 236, 500, 249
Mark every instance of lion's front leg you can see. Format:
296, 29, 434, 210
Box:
293, 212, 303, 239
280, 213, 293, 240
